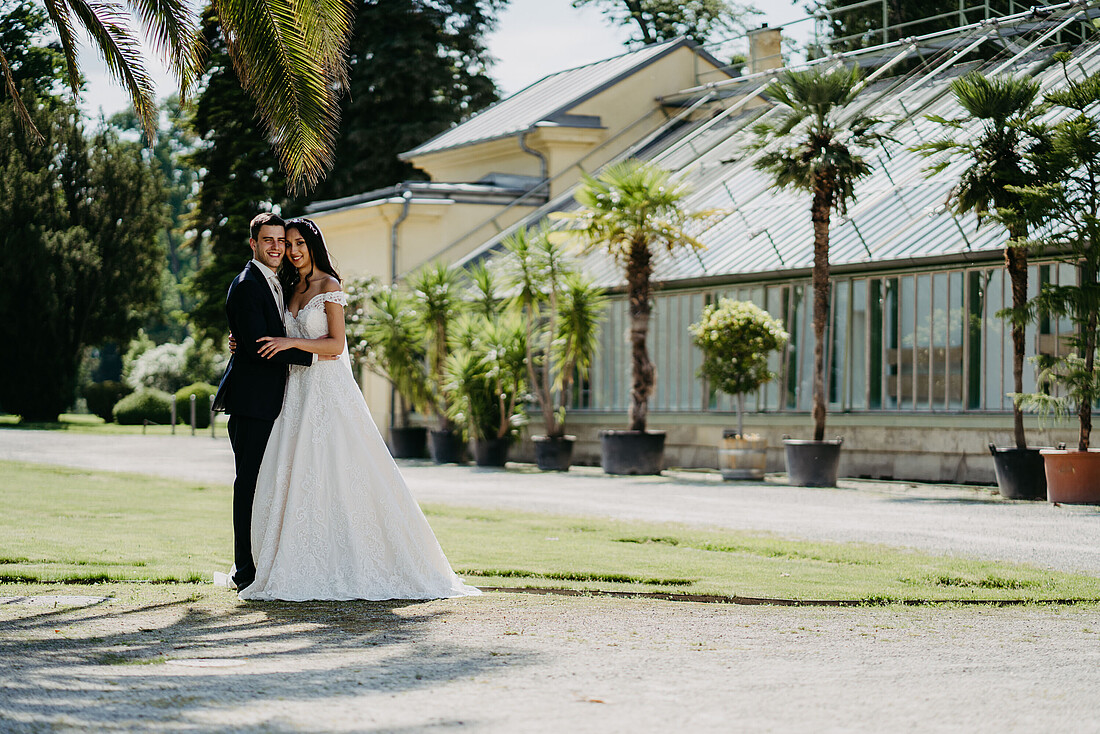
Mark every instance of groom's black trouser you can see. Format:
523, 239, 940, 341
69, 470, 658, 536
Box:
227, 414, 274, 589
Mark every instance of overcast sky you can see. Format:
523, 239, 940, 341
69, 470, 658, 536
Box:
76, 0, 813, 119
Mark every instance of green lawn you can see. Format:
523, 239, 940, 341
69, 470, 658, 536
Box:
0, 413, 222, 435
2, 460, 1098, 603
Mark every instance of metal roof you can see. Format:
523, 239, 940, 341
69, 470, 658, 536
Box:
399, 38, 731, 160
461, 4, 1100, 291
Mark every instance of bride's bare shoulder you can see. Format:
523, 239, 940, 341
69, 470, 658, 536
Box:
318, 275, 342, 293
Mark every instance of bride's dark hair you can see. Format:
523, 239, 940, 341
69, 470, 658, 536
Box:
279, 217, 341, 303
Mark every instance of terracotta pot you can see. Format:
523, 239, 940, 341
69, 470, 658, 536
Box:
1040, 448, 1100, 504
719, 431, 767, 480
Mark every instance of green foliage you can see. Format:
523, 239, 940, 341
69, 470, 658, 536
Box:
444, 311, 528, 441
0, 1, 66, 100
502, 224, 607, 437
347, 278, 433, 427
113, 389, 174, 426
751, 65, 886, 215
809, 1, 1029, 54
173, 383, 218, 428
573, 0, 758, 46
0, 93, 167, 421
311, 0, 504, 200
556, 158, 716, 432
82, 381, 134, 423
410, 261, 467, 429
123, 336, 226, 394
1009, 56, 1100, 451
186, 7, 289, 341
690, 299, 788, 398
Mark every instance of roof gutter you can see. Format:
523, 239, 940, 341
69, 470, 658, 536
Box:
391, 189, 412, 283
518, 129, 548, 191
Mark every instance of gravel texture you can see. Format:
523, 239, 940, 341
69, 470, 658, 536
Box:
2, 591, 1099, 733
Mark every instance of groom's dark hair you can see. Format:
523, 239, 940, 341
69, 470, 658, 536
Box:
250, 212, 285, 240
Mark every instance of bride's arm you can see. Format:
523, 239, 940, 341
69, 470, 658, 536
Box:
257, 299, 346, 358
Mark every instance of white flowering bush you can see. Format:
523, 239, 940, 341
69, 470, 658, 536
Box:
689, 299, 788, 433
124, 334, 228, 393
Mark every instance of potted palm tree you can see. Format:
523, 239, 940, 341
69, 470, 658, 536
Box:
1012, 54, 1100, 504
751, 65, 887, 487
354, 284, 432, 459
689, 299, 788, 480
556, 159, 717, 475
504, 225, 607, 471
445, 263, 527, 466
410, 261, 466, 464
914, 71, 1046, 500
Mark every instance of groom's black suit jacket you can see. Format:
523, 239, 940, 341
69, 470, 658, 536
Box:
212, 261, 313, 421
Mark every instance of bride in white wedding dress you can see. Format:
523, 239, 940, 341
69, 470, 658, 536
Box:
238, 217, 480, 602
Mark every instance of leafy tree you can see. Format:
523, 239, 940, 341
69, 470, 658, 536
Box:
751, 65, 886, 442
557, 159, 716, 433
313, 0, 504, 200
690, 298, 788, 438
0, 0, 354, 194
574, 0, 758, 46
0, 1, 65, 99
110, 95, 200, 342
914, 72, 1042, 450
1012, 55, 1100, 452
186, 6, 288, 341
0, 98, 167, 420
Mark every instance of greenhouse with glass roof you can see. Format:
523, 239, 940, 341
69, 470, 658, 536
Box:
441, 1, 1100, 483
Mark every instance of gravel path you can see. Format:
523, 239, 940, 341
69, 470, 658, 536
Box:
2, 430, 1099, 575
2, 591, 1099, 733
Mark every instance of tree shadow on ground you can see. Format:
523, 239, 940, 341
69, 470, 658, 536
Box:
0, 592, 521, 731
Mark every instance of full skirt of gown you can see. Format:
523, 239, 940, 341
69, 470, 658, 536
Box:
238, 291, 480, 601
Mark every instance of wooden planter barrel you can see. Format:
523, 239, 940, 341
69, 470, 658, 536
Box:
719, 431, 767, 480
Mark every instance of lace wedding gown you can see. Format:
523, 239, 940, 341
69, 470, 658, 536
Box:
239, 291, 480, 601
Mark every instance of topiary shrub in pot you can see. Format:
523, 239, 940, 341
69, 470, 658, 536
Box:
690, 299, 788, 480
174, 383, 218, 429
113, 388, 173, 426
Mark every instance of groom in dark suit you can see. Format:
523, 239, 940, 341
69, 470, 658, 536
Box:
213, 212, 317, 590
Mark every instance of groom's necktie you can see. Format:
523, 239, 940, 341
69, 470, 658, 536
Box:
270, 276, 285, 328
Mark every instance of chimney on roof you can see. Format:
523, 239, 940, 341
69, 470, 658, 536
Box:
747, 23, 783, 74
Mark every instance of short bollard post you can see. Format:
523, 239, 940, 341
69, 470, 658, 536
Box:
209, 395, 216, 438
170, 400, 176, 435
190, 394, 197, 436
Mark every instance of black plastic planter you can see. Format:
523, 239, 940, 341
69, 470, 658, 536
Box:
600, 430, 665, 475
388, 426, 427, 459
473, 437, 510, 467
784, 437, 843, 487
428, 429, 465, 464
989, 444, 1047, 500
533, 435, 575, 471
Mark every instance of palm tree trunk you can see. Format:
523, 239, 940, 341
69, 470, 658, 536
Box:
811, 180, 832, 443
627, 239, 655, 432
1005, 234, 1029, 449
1080, 259, 1097, 452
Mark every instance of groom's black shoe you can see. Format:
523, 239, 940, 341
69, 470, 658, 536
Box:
232, 572, 254, 591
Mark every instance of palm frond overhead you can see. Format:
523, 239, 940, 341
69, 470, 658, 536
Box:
0, 45, 40, 140
66, 0, 158, 139
128, 0, 202, 99
213, 0, 354, 194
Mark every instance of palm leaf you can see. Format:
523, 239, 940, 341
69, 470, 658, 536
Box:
212, 0, 354, 194
0, 46, 41, 141
127, 0, 203, 99
66, 0, 158, 140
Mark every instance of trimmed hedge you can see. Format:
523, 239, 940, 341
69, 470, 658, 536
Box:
174, 383, 218, 428
83, 381, 133, 422
113, 389, 173, 426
